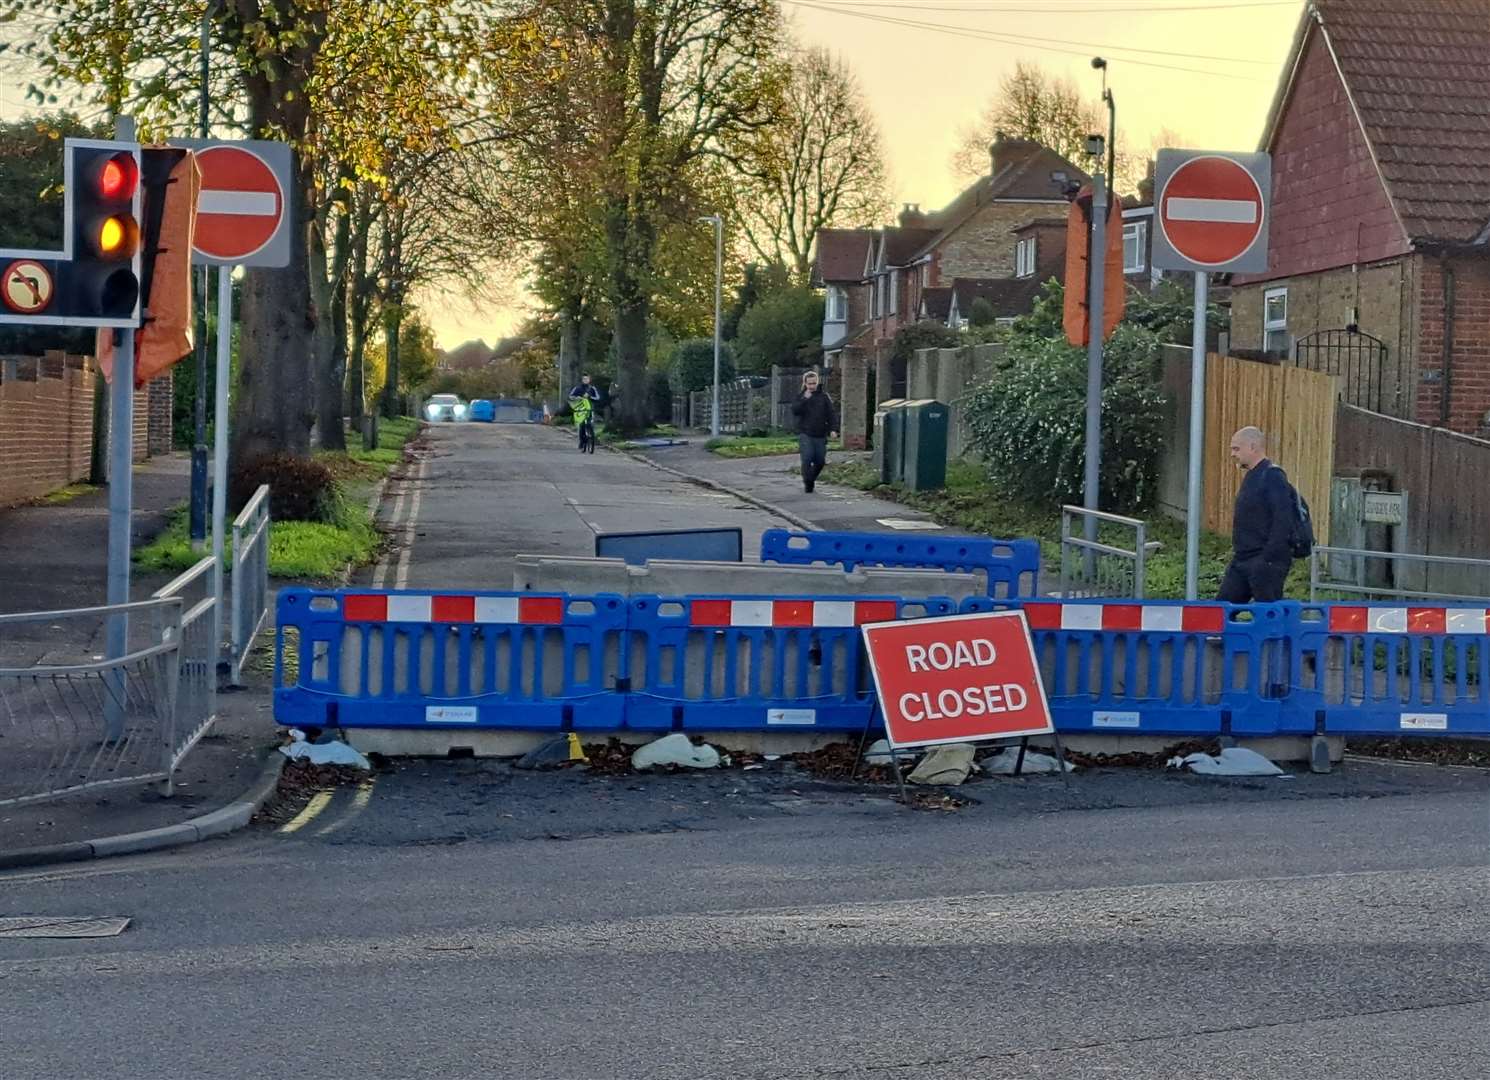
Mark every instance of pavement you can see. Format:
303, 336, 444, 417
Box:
0, 452, 280, 862
629, 436, 940, 535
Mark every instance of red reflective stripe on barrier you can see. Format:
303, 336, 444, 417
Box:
433, 595, 475, 623
773, 600, 814, 627
1022, 603, 1061, 630
1330, 607, 1368, 633
519, 596, 564, 625
1182, 606, 1226, 633
855, 600, 899, 625
1102, 605, 1143, 632
343, 594, 387, 622
1408, 608, 1446, 635
689, 600, 732, 626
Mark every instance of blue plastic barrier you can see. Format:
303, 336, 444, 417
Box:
760, 528, 1040, 599
1014, 599, 1292, 737
623, 594, 956, 732
275, 588, 629, 731
1288, 603, 1490, 736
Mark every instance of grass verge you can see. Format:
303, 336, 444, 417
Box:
38, 483, 99, 505
705, 435, 844, 459
135, 415, 422, 581
819, 458, 1311, 601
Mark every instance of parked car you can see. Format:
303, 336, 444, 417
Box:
467, 399, 495, 423
425, 393, 467, 422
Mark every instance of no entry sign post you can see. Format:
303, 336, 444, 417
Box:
859, 611, 1067, 793
1153, 150, 1271, 600
171, 138, 292, 668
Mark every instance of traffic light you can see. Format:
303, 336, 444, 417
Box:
58, 141, 144, 323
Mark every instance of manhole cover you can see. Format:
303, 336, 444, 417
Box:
0, 916, 131, 939
875, 518, 943, 531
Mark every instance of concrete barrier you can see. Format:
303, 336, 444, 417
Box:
514, 556, 986, 602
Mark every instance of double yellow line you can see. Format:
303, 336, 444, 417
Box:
278, 778, 377, 835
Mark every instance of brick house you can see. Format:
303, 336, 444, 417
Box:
1229, 0, 1490, 434
814, 136, 1087, 351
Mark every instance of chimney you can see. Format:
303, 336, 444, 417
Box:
1137, 159, 1155, 205
898, 202, 926, 228
989, 130, 1010, 178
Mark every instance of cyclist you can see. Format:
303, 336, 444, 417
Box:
568, 374, 601, 453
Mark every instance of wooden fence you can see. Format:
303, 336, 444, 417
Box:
1200, 353, 1339, 544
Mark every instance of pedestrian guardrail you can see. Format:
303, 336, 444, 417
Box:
1058, 506, 1161, 599
272, 587, 1490, 741
760, 528, 1040, 600
0, 599, 182, 808
230, 484, 272, 683
153, 556, 219, 778
1310, 544, 1490, 604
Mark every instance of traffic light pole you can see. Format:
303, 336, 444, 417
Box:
105, 117, 137, 740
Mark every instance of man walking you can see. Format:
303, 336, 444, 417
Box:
791, 369, 838, 493
1219, 426, 1296, 603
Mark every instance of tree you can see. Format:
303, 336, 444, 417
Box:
734, 285, 823, 374
951, 62, 1138, 189
670, 338, 735, 393
729, 47, 888, 282
723, 262, 792, 340
967, 297, 998, 328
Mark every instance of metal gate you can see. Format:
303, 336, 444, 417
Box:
1294, 329, 1388, 413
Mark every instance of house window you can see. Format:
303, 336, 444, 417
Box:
1015, 238, 1037, 278
889, 272, 899, 315
1263, 287, 1289, 354
825, 285, 847, 322
1123, 221, 1147, 273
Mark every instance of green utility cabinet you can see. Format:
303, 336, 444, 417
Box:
900, 399, 949, 491
873, 399, 908, 486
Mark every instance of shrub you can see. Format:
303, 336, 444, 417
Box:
963, 324, 1169, 512
230, 453, 344, 524
967, 297, 998, 327
648, 369, 673, 422
891, 320, 961, 366
669, 338, 736, 392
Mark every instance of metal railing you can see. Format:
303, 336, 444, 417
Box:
230, 484, 271, 683
1310, 545, 1490, 604
1058, 506, 1162, 599
0, 599, 182, 808
153, 557, 218, 778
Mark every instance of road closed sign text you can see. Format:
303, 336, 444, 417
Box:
861, 611, 1053, 749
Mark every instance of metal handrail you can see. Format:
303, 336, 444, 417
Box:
1310, 544, 1490, 603
233, 483, 269, 531
0, 596, 179, 627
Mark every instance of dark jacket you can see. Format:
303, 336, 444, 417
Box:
569, 383, 601, 403
1232, 459, 1296, 564
792, 388, 838, 438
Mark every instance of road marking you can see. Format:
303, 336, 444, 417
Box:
278, 789, 335, 834
395, 459, 426, 589
314, 777, 376, 837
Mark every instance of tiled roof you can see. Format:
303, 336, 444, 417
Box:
813, 228, 876, 284
950, 276, 1046, 320
920, 286, 953, 321
882, 226, 941, 266
1294, 0, 1490, 244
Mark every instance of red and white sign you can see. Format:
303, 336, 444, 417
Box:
1152, 150, 1270, 274
2, 259, 53, 314
193, 145, 285, 262
862, 611, 1053, 749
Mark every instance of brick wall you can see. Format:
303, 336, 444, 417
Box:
0, 352, 173, 508
1235, 28, 1408, 287
1417, 256, 1490, 436
934, 201, 1069, 283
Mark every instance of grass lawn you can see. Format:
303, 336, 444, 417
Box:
819, 458, 1311, 601
135, 415, 422, 582
705, 435, 845, 459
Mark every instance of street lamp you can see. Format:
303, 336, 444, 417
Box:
698, 214, 723, 439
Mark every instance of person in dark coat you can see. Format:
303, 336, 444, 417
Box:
791, 369, 838, 493
1218, 426, 1296, 603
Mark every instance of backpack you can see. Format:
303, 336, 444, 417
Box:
1272, 466, 1315, 559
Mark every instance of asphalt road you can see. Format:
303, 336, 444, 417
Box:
3, 424, 1487, 1079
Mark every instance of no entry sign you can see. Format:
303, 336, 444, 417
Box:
172, 139, 293, 268
862, 611, 1053, 749
1152, 150, 1270, 274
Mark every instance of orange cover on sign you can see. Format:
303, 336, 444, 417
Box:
1062, 185, 1125, 347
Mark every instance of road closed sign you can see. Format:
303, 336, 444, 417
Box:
861, 611, 1053, 749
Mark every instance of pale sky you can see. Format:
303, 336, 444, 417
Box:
437, 0, 1305, 349
2, 1, 1306, 349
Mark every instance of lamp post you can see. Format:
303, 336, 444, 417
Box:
698, 214, 723, 438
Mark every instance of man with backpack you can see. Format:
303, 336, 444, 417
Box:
1219, 426, 1311, 603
